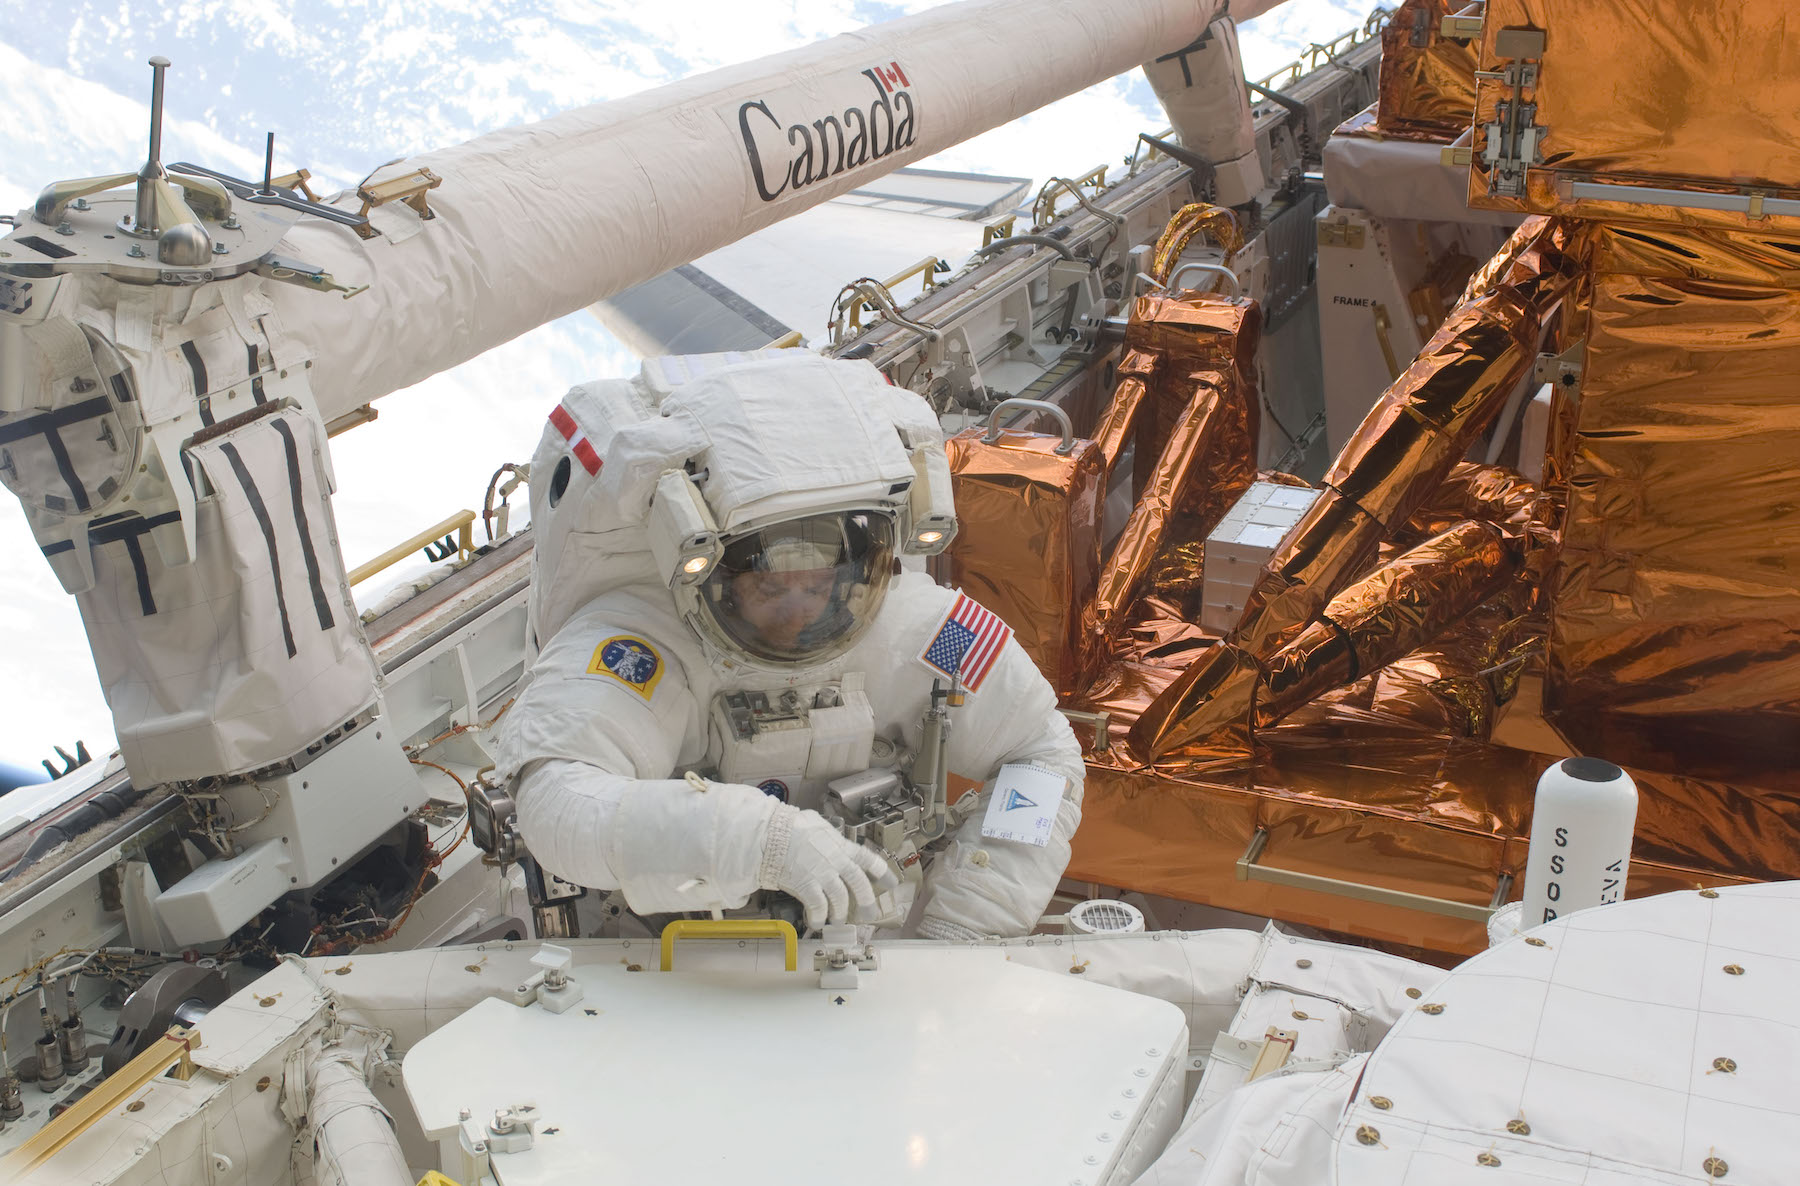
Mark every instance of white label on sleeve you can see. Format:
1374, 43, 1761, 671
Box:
979, 764, 1067, 847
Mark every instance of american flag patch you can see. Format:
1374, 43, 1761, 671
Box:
918, 593, 1012, 691
548, 403, 601, 476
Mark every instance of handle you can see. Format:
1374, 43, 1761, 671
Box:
982, 398, 1076, 454
1236, 827, 1512, 923
1166, 262, 1242, 297
659, 918, 799, 971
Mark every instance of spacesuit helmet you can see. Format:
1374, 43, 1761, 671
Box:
695, 508, 897, 666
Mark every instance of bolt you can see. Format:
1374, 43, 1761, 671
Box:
1405, 987, 1422, 999
1507, 1119, 1530, 1135
1713, 1057, 1737, 1074
56, 221, 75, 236
1699, 888, 1719, 899
1370, 1096, 1392, 1110
1703, 1156, 1728, 1178
127, 1100, 145, 1112
1723, 964, 1744, 976
1292, 1011, 1310, 1021
1477, 1152, 1501, 1167
222, 216, 240, 230
128, 244, 146, 258
213, 242, 228, 255
1525, 937, 1547, 947
1296, 958, 1312, 969
72, 198, 90, 211
458, 1107, 471, 1121
256, 1076, 272, 1092
1356, 1125, 1381, 1146
1420, 1002, 1446, 1015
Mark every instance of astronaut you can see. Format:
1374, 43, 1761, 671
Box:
493, 352, 1083, 939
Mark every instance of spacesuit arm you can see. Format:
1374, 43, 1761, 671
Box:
916, 640, 1085, 940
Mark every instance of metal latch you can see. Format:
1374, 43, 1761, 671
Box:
1480, 27, 1549, 198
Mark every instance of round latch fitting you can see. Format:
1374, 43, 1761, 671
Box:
1713, 1057, 1737, 1074
1369, 1096, 1393, 1110
1476, 1152, 1501, 1168
1506, 1119, 1531, 1136
1704, 1156, 1729, 1178
1420, 1002, 1446, 1015
1404, 987, 1422, 999
1355, 1125, 1381, 1146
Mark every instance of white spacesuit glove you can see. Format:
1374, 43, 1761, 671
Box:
759, 804, 899, 931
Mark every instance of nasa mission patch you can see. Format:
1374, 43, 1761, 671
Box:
586, 635, 664, 698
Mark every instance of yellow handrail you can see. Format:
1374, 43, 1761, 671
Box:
1, 1027, 200, 1177
348, 509, 476, 586
659, 918, 799, 971
981, 216, 1018, 248
764, 330, 804, 349
841, 256, 946, 332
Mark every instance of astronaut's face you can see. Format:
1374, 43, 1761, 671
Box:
728, 567, 838, 652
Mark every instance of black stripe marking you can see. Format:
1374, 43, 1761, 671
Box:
43, 427, 91, 511
219, 441, 297, 659
39, 510, 183, 558
271, 418, 333, 631
181, 341, 214, 426
121, 534, 157, 616
110, 373, 135, 404
0, 395, 115, 445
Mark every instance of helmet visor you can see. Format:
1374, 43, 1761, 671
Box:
699, 511, 895, 664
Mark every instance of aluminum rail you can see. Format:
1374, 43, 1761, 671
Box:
276, 0, 1290, 421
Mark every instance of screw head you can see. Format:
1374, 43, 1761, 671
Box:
1723, 964, 1745, 976
1296, 958, 1313, 969
1713, 1057, 1737, 1074
1524, 936, 1547, 947
1506, 1118, 1531, 1135
1476, 1151, 1502, 1167
1369, 1095, 1393, 1110
1703, 1156, 1728, 1178
127, 1100, 145, 1112
1292, 1010, 1311, 1021
1405, 987, 1422, 999
1355, 1124, 1381, 1146
1420, 1002, 1446, 1015
1699, 888, 1720, 899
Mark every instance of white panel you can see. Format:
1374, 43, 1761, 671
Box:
1337, 882, 1800, 1185
403, 945, 1188, 1185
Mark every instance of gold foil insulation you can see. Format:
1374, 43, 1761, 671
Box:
1147, 203, 1244, 284
1081, 372, 1230, 654
1467, 1, 1800, 231
1050, 18, 1800, 955
1373, 0, 1479, 141
1543, 221, 1800, 791
944, 427, 1104, 694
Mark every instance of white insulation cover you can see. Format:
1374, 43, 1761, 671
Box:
269, 0, 1280, 421
76, 406, 377, 782
1337, 882, 1800, 1185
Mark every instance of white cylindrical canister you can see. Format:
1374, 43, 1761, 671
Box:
1520, 757, 1639, 929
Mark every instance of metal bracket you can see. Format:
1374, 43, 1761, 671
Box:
1440, 3, 1483, 41
1235, 827, 1513, 923
1532, 339, 1586, 394
1317, 217, 1366, 250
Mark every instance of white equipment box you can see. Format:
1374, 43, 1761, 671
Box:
404, 943, 1189, 1185
1201, 482, 1321, 634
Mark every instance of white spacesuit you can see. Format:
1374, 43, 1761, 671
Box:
493, 353, 1083, 939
